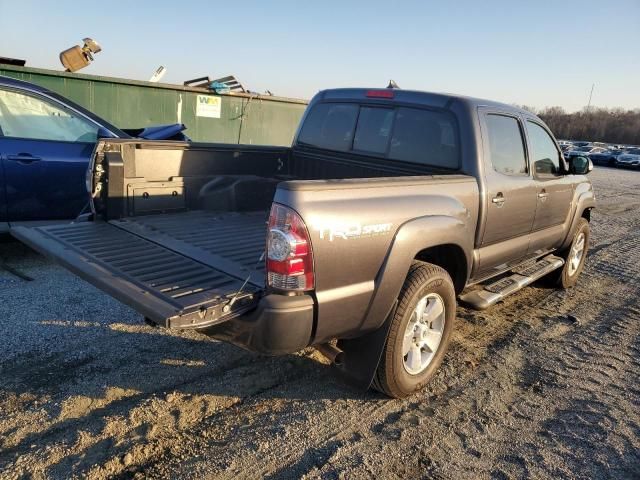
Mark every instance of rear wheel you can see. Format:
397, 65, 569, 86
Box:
373, 261, 456, 398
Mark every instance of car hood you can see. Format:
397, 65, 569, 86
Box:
121, 123, 190, 141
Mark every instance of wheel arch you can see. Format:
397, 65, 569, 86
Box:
357, 215, 474, 335
560, 187, 596, 250
414, 243, 468, 294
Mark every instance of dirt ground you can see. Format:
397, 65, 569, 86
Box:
0, 167, 638, 480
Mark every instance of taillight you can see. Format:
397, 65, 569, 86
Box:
266, 203, 314, 291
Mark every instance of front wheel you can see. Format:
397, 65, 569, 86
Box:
372, 261, 456, 398
549, 218, 590, 289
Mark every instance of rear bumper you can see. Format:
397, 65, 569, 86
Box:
199, 293, 315, 355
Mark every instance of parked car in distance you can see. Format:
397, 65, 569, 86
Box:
14, 87, 595, 398
560, 144, 573, 154
565, 146, 606, 159
571, 141, 591, 148
616, 150, 640, 169
589, 149, 623, 167
0, 76, 189, 232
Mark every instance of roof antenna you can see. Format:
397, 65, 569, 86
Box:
387, 79, 399, 89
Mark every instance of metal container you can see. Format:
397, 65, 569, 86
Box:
0, 65, 308, 145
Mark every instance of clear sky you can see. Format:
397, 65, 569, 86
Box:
1, 0, 638, 111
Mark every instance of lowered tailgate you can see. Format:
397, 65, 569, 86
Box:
12, 217, 264, 329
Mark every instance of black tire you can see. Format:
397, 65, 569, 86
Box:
547, 218, 590, 289
372, 261, 456, 398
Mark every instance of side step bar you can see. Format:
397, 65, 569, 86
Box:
459, 254, 564, 310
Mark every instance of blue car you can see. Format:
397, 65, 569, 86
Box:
589, 149, 623, 167
0, 76, 188, 232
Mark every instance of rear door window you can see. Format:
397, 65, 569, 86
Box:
485, 114, 528, 176
297, 103, 358, 152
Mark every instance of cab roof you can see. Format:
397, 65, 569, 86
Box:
317, 88, 532, 117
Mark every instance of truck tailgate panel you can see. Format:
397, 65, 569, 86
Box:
12, 216, 264, 328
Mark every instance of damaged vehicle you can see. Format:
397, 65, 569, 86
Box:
0, 76, 188, 231
13, 87, 595, 398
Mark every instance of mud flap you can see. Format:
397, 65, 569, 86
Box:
334, 301, 397, 391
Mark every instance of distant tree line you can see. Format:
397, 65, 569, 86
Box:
519, 106, 640, 146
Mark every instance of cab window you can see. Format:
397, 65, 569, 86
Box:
353, 107, 394, 154
485, 114, 528, 176
297, 102, 460, 169
389, 107, 459, 168
297, 103, 358, 152
526, 121, 561, 175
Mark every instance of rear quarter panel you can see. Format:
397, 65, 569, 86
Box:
275, 175, 479, 343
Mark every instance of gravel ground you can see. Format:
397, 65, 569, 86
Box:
0, 167, 638, 480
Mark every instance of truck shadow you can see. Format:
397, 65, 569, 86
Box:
0, 317, 378, 472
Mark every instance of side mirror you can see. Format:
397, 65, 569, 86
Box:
570, 155, 593, 175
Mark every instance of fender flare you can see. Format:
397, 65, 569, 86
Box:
561, 188, 596, 251
359, 214, 473, 333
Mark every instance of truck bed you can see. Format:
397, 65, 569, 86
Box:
12, 210, 268, 328
13, 139, 471, 333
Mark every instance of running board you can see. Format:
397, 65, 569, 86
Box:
459, 254, 564, 310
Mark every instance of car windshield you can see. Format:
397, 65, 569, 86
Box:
576, 146, 592, 152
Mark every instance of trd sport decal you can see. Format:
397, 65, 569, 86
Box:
314, 222, 393, 241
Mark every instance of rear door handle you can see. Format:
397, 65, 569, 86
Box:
491, 193, 505, 207
6, 153, 42, 164
538, 189, 548, 200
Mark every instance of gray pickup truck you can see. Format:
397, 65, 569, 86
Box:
13, 88, 595, 398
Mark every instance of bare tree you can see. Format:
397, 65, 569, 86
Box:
534, 106, 640, 145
